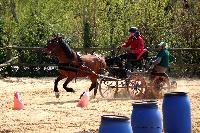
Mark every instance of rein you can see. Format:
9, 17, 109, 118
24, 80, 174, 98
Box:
48, 37, 103, 76
58, 64, 116, 80
58, 63, 98, 75
58, 63, 82, 72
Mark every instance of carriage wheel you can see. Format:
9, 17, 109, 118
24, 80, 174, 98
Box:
150, 76, 170, 98
99, 78, 127, 99
127, 74, 148, 100
98, 78, 117, 98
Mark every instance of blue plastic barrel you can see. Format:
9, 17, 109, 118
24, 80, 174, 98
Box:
162, 92, 191, 133
99, 115, 133, 133
131, 101, 162, 133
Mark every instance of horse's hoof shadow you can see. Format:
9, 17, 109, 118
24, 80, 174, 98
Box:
90, 94, 96, 99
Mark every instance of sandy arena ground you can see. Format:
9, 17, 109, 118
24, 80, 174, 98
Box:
0, 77, 200, 133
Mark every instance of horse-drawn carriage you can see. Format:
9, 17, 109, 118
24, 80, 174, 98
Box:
98, 48, 171, 99
44, 34, 173, 99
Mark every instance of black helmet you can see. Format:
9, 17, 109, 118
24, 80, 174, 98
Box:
129, 27, 138, 33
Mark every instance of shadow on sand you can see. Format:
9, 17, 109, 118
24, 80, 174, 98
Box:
74, 129, 98, 133
43, 99, 79, 105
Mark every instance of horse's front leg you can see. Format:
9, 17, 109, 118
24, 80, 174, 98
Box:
63, 76, 75, 93
54, 75, 65, 98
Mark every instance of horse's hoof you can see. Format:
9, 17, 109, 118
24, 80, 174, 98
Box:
55, 92, 60, 98
90, 95, 96, 99
66, 88, 76, 93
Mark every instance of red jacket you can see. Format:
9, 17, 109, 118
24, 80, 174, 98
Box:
122, 35, 144, 54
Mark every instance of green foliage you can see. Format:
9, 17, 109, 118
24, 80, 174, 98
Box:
0, 17, 6, 64
83, 22, 92, 48
0, 18, 3, 46
0, 0, 199, 48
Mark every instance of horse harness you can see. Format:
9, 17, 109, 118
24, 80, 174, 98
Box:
58, 52, 83, 72
58, 53, 97, 76
57, 39, 98, 76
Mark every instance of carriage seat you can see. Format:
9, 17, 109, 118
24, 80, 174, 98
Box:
127, 48, 148, 64
125, 48, 149, 71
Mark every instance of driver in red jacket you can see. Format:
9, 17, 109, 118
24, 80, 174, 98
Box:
119, 27, 145, 62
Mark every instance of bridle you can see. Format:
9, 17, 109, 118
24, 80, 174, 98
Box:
47, 37, 83, 72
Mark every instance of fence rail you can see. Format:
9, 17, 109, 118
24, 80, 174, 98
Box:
4, 46, 200, 51
0, 56, 18, 67
0, 46, 200, 77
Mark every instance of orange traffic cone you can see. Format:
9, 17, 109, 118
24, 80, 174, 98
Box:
77, 91, 90, 108
14, 91, 25, 110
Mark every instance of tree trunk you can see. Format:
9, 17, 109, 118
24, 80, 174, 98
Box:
92, 0, 97, 46
10, 0, 19, 23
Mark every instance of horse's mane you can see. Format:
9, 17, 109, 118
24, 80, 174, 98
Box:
54, 36, 82, 65
59, 38, 75, 59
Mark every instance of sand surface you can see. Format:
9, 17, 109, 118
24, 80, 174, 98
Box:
0, 77, 200, 133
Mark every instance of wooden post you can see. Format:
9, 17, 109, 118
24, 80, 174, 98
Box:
5, 47, 12, 76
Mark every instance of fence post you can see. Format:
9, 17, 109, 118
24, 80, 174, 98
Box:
5, 47, 12, 76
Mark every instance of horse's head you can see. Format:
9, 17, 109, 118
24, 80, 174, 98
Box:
44, 34, 64, 55
44, 34, 79, 65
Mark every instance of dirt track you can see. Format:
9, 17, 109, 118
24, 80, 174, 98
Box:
0, 77, 200, 133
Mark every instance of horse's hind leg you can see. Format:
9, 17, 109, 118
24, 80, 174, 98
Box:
63, 77, 75, 93
54, 75, 65, 98
89, 77, 98, 98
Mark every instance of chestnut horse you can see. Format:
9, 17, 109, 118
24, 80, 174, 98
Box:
44, 34, 106, 98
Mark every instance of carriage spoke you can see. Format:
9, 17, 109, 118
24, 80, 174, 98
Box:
127, 74, 147, 100
99, 78, 130, 99
101, 86, 115, 98
150, 76, 170, 98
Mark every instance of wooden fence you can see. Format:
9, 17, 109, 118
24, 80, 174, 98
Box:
2, 46, 200, 66
2, 46, 114, 67
0, 46, 200, 77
